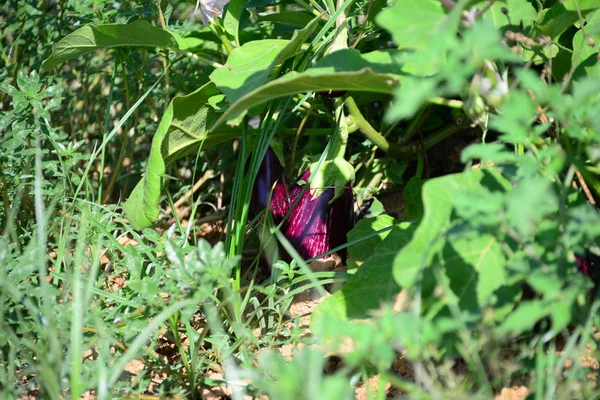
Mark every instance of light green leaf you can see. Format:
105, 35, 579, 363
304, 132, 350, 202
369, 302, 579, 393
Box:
538, 3, 596, 39
393, 172, 471, 288
563, 0, 600, 11
211, 49, 401, 128
210, 40, 290, 104
42, 20, 181, 70
444, 234, 506, 309
311, 223, 415, 329
483, 0, 537, 28
498, 300, 549, 335
346, 214, 396, 267
506, 176, 557, 238
572, 12, 600, 78
223, 0, 246, 45
210, 14, 322, 105
376, 0, 446, 52
123, 83, 223, 230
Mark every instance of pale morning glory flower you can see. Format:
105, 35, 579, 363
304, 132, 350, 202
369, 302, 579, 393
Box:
196, 0, 230, 24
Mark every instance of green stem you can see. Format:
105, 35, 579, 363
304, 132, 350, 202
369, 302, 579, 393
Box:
345, 96, 391, 152
429, 96, 463, 108
210, 20, 234, 55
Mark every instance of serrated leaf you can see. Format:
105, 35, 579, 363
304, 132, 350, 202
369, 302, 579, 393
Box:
498, 300, 549, 335
211, 49, 402, 128
123, 83, 222, 230
41, 20, 182, 70
506, 176, 557, 238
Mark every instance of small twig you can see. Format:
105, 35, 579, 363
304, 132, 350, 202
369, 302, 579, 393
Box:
575, 168, 596, 206
438, 0, 456, 10
475, 0, 496, 18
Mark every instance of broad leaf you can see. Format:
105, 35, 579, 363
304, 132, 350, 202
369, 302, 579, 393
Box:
483, 0, 537, 28
376, 0, 447, 52
123, 83, 222, 230
444, 234, 506, 310
210, 15, 321, 105
346, 214, 396, 267
572, 12, 600, 79
211, 49, 402, 128
393, 172, 471, 288
210, 40, 290, 104
497, 300, 549, 335
42, 20, 182, 70
312, 222, 415, 329
223, 0, 246, 45
257, 11, 316, 26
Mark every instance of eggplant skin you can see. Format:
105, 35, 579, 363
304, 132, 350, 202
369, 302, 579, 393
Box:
284, 170, 354, 261
251, 152, 354, 263
250, 148, 290, 221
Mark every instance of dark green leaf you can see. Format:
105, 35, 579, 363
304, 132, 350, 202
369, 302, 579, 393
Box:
41, 20, 182, 70
404, 176, 424, 220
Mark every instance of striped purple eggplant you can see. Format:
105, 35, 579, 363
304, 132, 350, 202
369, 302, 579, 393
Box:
250, 148, 290, 222
251, 151, 354, 262
284, 170, 354, 261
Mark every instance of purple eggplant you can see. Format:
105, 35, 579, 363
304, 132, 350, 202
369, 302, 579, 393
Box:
251, 151, 354, 262
284, 170, 354, 261
250, 148, 290, 221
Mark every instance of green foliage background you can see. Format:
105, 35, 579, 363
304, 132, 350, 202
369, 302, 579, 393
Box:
2, 0, 600, 398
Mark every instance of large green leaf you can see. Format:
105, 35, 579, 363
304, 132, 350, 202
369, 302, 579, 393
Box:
444, 233, 506, 310
123, 83, 223, 230
392, 173, 468, 288
257, 11, 316, 26
41, 20, 183, 70
210, 15, 322, 105
210, 40, 291, 104
376, 0, 446, 52
223, 0, 246, 45
346, 214, 396, 267
311, 222, 415, 329
482, 0, 537, 28
572, 12, 600, 78
211, 49, 402, 128
563, 0, 600, 11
